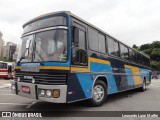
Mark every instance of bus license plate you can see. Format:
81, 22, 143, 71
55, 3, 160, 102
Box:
22, 86, 30, 94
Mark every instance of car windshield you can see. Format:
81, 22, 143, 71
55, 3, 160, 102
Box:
18, 29, 67, 62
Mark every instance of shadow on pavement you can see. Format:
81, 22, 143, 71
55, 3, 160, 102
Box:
26, 88, 149, 111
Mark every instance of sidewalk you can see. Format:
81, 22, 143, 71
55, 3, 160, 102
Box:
0, 79, 11, 84
0, 79, 11, 88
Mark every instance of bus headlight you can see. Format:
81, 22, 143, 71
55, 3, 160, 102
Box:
40, 90, 45, 96
46, 90, 52, 97
32, 78, 35, 84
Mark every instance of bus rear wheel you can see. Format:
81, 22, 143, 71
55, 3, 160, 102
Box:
88, 80, 107, 107
140, 80, 146, 92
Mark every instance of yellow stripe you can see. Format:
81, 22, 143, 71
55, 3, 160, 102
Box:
15, 57, 110, 72
39, 66, 70, 70
15, 66, 21, 69
89, 57, 110, 64
71, 57, 110, 72
15, 66, 69, 70
70, 67, 89, 72
124, 65, 141, 85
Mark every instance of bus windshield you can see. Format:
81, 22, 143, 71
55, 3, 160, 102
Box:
19, 29, 67, 62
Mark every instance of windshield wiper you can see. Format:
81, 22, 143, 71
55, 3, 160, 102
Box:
17, 56, 25, 65
17, 48, 31, 65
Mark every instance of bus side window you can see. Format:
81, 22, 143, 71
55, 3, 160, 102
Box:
120, 44, 129, 60
107, 37, 120, 57
72, 26, 87, 65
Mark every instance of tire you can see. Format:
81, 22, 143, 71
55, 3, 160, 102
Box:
140, 80, 146, 92
88, 80, 107, 107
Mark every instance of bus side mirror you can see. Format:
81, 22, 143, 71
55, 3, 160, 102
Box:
73, 27, 79, 43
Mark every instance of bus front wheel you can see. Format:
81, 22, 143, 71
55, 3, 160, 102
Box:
88, 80, 107, 107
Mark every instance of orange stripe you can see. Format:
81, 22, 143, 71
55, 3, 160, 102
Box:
124, 65, 141, 85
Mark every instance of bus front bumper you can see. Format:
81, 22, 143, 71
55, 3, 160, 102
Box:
11, 81, 67, 103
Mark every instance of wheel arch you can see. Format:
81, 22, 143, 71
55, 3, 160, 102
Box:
92, 75, 109, 94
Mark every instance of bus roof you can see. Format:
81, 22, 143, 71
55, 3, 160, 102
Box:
23, 11, 150, 59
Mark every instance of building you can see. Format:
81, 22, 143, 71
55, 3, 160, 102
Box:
3, 46, 6, 58
13, 45, 20, 60
5, 42, 17, 60
0, 31, 5, 58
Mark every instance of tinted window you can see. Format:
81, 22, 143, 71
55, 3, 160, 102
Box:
137, 53, 141, 64
79, 30, 86, 50
133, 51, 137, 62
107, 37, 120, 56
129, 48, 134, 61
108, 37, 114, 55
98, 33, 106, 53
120, 44, 129, 59
89, 28, 98, 51
38, 16, 66, 29
72, 26, 87, 65
23, 22, 38, 33
147, 58, 150, 67
142, 56, 145, 65
114, 41, 119, 56
23, 16, 67, 34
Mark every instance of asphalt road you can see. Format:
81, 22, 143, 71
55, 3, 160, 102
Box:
0, 79, 160, 120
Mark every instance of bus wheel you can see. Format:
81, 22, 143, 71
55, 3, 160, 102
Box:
88, 80, 107, 107
140, 80, 146, 92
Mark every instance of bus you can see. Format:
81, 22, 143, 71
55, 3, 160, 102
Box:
11, 11, 151, 106
0, 61, 14, 79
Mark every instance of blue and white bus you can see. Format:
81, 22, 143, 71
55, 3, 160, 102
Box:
11, 11, 151, 106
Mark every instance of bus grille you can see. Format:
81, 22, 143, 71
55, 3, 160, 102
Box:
14, 73, 67, 85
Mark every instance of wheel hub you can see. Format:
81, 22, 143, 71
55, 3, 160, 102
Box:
93, 85, 104, 102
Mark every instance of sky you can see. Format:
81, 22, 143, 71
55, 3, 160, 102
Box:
0, 0, 160, 47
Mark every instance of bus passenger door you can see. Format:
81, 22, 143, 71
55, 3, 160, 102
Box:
71, 23, 88, 69
67, 23, 89, 102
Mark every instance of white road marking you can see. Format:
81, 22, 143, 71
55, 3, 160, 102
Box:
26, 101, 37, 109
3, 84, 11, 86
0, 103, 30, 105
0, 89, 11, 91
0, 86, 9, 89
0, 83, 11, 89
150, 84, 160, 87
0, 94, 15, 96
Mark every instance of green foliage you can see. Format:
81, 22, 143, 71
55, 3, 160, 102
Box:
150, 49, 160, 60
0, 57, 13, 62
142, 49, 152, 56
151, 41, 160, 48
132, 44, 139, 50
140, 44, 150, 51
151, 61, 160, 71
134, 40, 160, 71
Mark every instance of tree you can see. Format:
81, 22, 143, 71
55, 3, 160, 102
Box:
135, 40, 160, 71
151, 61, 160, 71
139, 43, 151, 51
142, 49, 152, 56
151, 41, 160, 49
150, 49, 160, 60
132, 44, 139, 50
